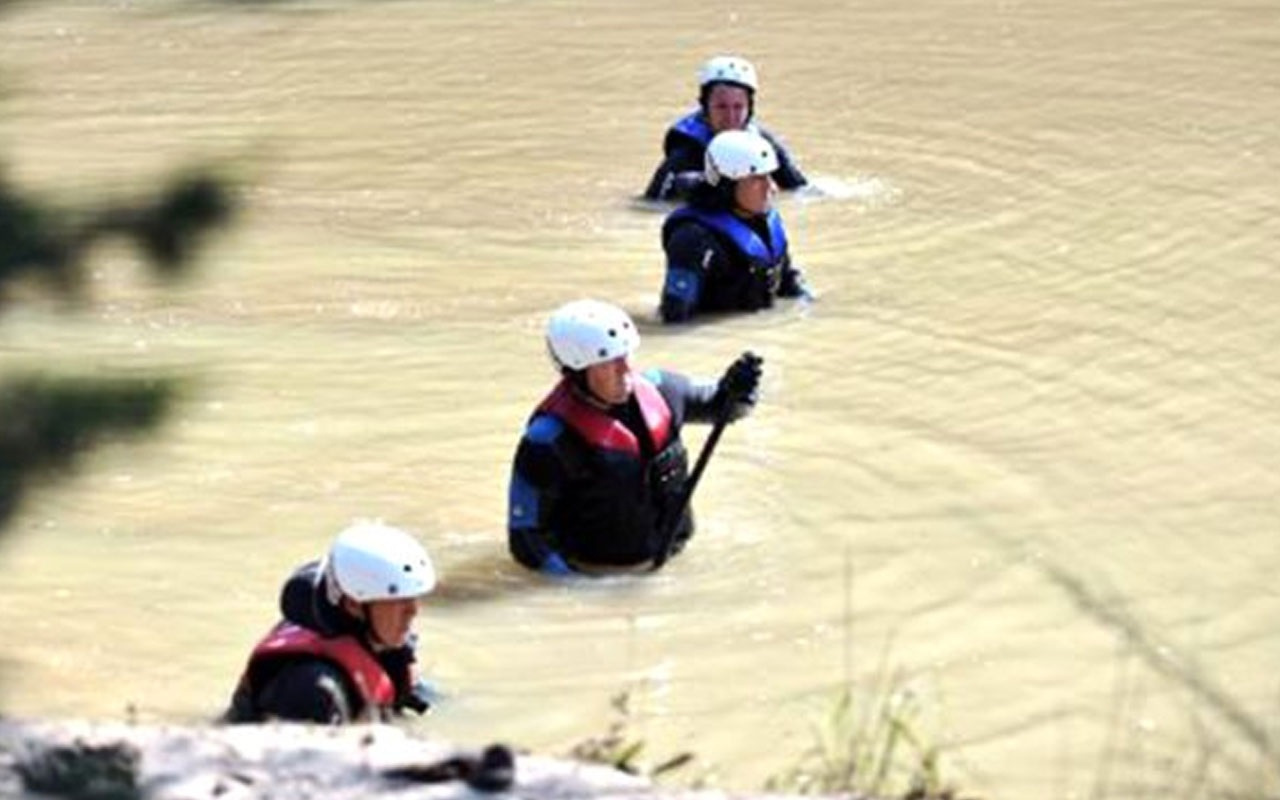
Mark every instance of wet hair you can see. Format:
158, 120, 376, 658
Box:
698, 81, 756, 122
563, 366, 591, 393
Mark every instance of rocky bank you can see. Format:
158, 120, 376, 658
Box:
0, 719, 851, 800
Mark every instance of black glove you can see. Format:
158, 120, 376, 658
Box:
653, 170, 705, 202
716, 351, 763, 420
778, 265, 815, 300
670, 170, 706, 198
400, 676, 437, 715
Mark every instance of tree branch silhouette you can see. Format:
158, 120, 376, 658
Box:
0, 162, 237, 531
1, 12, 239, 535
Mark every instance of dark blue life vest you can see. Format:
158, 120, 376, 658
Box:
665, 112, 764, 155
667, 111, 715, 151
664, 205, 788, 271
660, 205, 790, 315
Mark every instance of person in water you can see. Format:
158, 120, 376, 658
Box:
643, 55, 807, 202
224, 520, 437, 723
507, 299, 763, 574
659, 129, 813, 323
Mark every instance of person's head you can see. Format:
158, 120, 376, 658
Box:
322, 520, 436, 649
697, 55, 758, 133
704, 129, 779, 217
546, 299, 640, 407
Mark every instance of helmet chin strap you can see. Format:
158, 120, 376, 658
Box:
361, 601, 407, 653
340, 595, 389, 650
361, 602, 393, 651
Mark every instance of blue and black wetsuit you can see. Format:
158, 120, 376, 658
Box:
659, 201, 808, 323
507, 369, 728, 572
643, 112, 808, 201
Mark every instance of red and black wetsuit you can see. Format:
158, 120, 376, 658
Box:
507, 369, 727, 572
224, 562, 418, 723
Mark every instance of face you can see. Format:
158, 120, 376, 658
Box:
584, 356, 633, 406
733, 173, 776, 216
705, 84, 751, 133
364, 597, 419, 648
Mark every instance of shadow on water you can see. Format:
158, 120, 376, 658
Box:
623, 176, 880, 216
630, 298, 817, 339
431, 554, 658, 610
632, 311, 745, 338
625, 196, 675, 216
430, 554, 537, 608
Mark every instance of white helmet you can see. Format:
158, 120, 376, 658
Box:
698, 55, 759, 93
705, 129, 779, 185
322, 520, 437, 604
545, 299, 640, 371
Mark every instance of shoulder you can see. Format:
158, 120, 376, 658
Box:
278, 561, 321, 625
755, 126, 806, 185
523, 412, 566, 445
514, 411, 582, 479
664, 211, 718, 247
669, 111, 711, 140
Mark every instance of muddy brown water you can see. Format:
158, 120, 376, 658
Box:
1, 2, 1277, 797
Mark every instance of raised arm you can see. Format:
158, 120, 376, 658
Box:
643, 143, 708, 201
647, 355, 762, 426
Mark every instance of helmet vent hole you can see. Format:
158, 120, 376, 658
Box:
597, 347, 608, 357
387, 584, 399, 595
607, 328, 616, 337
403, 564, 412, 572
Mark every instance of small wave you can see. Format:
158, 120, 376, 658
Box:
793, 174, 900, 205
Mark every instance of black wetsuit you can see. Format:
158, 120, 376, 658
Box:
223, 562, 421, 723
507, 369, 733, 573
659, 194, 809, 323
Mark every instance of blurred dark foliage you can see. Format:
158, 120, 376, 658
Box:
0, 169, 235, 306
0, 164, 236, 532
0, 151, 237, 531
0, 0, 240, 540
0, 376, 179, 529
0, 12, 239, 535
